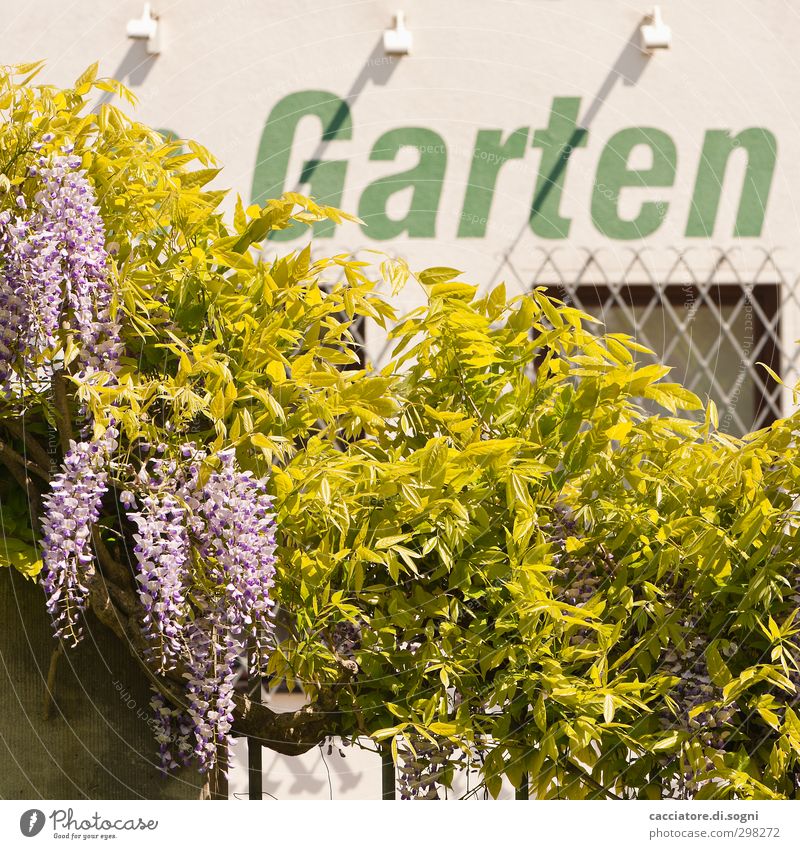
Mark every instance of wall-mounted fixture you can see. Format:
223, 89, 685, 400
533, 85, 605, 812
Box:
126, 3, 161, 55
640, 6, 671, 52
383, 11, 412, 56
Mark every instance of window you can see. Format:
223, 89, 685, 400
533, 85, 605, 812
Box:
545, 282, 781, 435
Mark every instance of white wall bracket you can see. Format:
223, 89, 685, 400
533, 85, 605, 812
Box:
126, 3, 161, 55
640, 6, 671, 53
384, 11, 412, 56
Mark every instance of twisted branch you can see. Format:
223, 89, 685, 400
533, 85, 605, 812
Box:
1, 418, 53, 472
0, 439, 49, 481
84, 533, 344, 755
51, 370, 74, 452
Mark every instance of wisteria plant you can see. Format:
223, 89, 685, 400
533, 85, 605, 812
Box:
2, 63, 800, 800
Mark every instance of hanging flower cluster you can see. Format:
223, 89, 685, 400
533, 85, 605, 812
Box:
0, 210, 31, 391
123, 445, 277, 771
0, 147, 121, 392
39, 429, 117, 646
122, 459, 192, 671
149, 689, 195, 774
4, 150, 124, 645
397, 732, 456, 800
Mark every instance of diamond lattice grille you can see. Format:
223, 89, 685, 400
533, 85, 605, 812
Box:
521, 249, 798, 436
363, 248, 798, 437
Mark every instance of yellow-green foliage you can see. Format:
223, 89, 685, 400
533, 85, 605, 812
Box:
1, 63, 800, 799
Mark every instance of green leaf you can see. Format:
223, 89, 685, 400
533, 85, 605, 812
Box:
603, 694, 615, 723
706, 643, 732, 687
417, 267, 463, 287
0, 537, 42, 578
74, 61, 99, 92
533, 694, 547, 732
486, 773, 503, 799
211, 245, 254, 270
428, 282, 478, 300
427, 722, 457, 736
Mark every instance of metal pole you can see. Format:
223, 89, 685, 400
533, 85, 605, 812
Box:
248, 735, 263, 800
381, 744, 395, 800
248, 653, 263, 800
515, 712, 530, 800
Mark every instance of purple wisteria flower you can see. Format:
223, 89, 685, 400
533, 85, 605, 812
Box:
0, 155, 121, 389
39, 432, 117, 646
0, 209, 34, 392
123, 444, 277, 772
34, 156, 122, 378
150, 689, 194, 774
194, 448, 277, 665
179, 449, 277, 771
123, 484, 192, 671
17, 154, 124, 645
183, 615, 241, 771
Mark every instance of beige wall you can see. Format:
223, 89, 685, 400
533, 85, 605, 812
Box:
4, 2, 799, 275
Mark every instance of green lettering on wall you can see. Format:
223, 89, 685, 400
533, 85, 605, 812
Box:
529, 97, 587, 239
685, 129, 777, 237
591, 127, 676, 239
457, 128, 529, 237
358, 128, 446, 239
251, 90, 352, 240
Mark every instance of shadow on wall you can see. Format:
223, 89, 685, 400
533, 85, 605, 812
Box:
285, 36, 401, 196
228, 732, 381, 801
227, 691, 516, 800
489, 22, 652, 286
580, 22, 652, 128
91, 39, 157, 110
